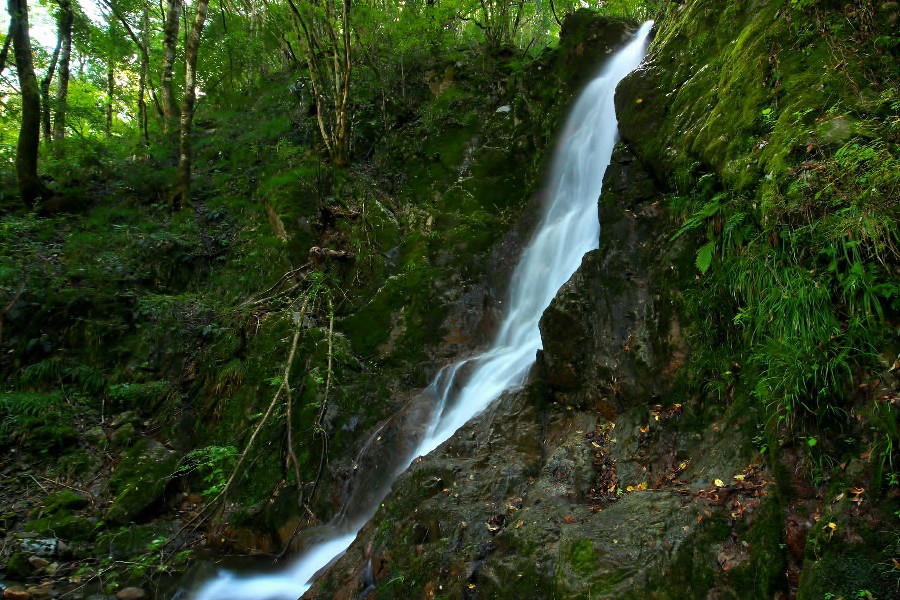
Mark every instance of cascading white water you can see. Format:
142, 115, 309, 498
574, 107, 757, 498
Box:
419, 18, 654, 455
189, 21, 653, 600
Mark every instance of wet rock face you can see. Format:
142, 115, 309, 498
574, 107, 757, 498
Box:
557, 10, 637, 92
306, 380, 777, 600
538, 144, 685, 412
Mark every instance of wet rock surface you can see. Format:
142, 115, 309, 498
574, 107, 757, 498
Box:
538, 143, 685, 412
306, 379, 779, 599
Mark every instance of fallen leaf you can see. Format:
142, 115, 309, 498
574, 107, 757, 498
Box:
733, 474, 745, 481
714, 479, 725, 487
563, 515, 576, 524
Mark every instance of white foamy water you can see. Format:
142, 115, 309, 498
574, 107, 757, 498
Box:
190, 21, 653, 600
417, 19, 654, 456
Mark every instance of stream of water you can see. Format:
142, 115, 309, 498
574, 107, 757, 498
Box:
189, 21, 653, 600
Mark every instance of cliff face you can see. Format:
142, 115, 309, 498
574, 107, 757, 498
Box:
306, 2, 899, 598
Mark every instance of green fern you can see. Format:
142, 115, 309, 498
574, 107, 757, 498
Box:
19, 359, 106, 395
0, 392, 70, 442
671, 194, 725, 240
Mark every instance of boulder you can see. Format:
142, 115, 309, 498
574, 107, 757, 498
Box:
5, 552, 33, 578
3, 587, 30, 600
105, 440, 179, 525
538, 144, 687, 411
109, 423, 137, 449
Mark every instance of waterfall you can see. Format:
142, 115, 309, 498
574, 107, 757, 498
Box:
189, 21, 653, 600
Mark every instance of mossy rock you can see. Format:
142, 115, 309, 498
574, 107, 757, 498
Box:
44, 490, 90, 513
96, 523, 177, 560
105, 440, 180, 525
25, 513, 97, 542
5, 551, 32, 578
110, 423, 138, 449
796, 510, 898, 600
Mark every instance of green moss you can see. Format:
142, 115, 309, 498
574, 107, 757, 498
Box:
43, 490, 90, 512
341, 264, 446, 363
5, 552, 32, 578
26, 513, 97, 542
567, 538, 598, 578
105, 440, 180, 525
726, 497, 787, 599
797, 498, 898, 600
107, 381, 172, 413
96, 523, 175, 560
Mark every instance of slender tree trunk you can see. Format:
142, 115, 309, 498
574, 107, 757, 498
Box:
138, 10, 149, 144
160, 0, 183, 131
8, 0, 44, 206
548, 0, 562, 27
0, 21, 12, 76
101, 0, 164, 121
173, 0, 209, 209
52, 0, 73, 143
40, 32, 62, 143
332, 0, 352, 166
286, 0, 352, 166
106, 61, 115, 135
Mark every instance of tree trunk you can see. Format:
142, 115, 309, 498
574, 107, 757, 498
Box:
333, 0, 352, 166
0, 21, 12, 76
40, 30, 62, 143
286, 0, 352, 166
52, 0, 73, 143
106, 61, 114, 135
173, 0, 209, 209
160, 0, 183, 131
8, 0, 44, 206
138, 9, 149, 144
102, 0, 164, 125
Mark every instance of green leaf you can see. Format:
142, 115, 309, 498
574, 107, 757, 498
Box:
695, 241, 715, 274
807, 437, 817, 447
